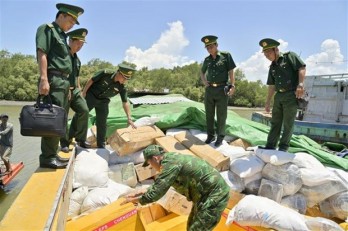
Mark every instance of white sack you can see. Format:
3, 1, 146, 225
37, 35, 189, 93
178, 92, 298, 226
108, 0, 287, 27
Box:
220, 170, 245, 192
108, 162, 137, 188
133, 116, 160, 127
73, 151, 109, 189
108, 150, 144, 165
80, 180, 133, 214
216, 144, 249, 161
305, 217, 344, 231
226, 195, 309, 231
68, 186, 89, 217
300, 178, 347, 208
262, 163, 302, 196
319, 191, 348, 221
280, 193, 307, 214
243, 172, 262, 186
258, 178, 283, 203
230, 154, 265, 178
255, 147, 295, 165
291, 152, 326, 169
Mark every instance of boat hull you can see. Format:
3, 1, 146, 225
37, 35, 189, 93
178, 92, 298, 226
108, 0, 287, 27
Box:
251, 112, 348, 145
0, 162, 24, 186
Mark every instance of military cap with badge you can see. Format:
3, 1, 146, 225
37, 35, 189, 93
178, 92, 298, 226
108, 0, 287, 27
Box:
118, 63, 136, 80
67, 28, 88, 42
142, 145, 165, 167
259, 38, 280, 51
201, 35, 218, 47
56, 3, 84, 25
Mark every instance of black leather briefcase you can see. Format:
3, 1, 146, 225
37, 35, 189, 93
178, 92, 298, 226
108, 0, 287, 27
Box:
19, 95, 67, 137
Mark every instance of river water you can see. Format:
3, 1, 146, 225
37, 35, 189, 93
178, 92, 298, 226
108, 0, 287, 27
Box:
0, 103, 256, 221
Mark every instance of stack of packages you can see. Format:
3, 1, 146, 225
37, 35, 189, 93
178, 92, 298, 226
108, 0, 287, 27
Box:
67, 117, 347, 231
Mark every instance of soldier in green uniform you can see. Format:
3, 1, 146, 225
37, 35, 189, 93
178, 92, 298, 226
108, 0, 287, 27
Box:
123, 144, 230, 231
200, 35, 236, 147
259, 38, 306, 151
60, 28, 91, 153
36, 3, 84, 169
82, 64, 137, 148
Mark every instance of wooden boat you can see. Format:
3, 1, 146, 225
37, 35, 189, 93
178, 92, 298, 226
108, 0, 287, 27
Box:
0, 161, 24, 187
252, 73, 348, 145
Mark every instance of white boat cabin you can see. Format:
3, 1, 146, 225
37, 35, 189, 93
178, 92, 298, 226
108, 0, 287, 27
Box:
303, 73, 348, 124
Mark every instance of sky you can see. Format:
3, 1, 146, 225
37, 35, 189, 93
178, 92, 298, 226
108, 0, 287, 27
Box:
0, 0, 347, 83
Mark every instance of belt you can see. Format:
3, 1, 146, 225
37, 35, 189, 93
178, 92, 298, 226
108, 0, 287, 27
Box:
278, 88, 295, 93
48, 69, 69, 78
209, 82, 227, 87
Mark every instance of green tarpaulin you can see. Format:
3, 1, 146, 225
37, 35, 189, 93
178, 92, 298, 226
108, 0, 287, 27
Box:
88, 94, 348, 171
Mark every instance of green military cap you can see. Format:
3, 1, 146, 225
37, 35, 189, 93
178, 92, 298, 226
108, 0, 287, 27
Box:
259, 38, 280, 51
201, 35, 218, 47
118, 63, 136, 80
142, 145, 165, 167
67, 28, 88, 42
56, 3, 84, 25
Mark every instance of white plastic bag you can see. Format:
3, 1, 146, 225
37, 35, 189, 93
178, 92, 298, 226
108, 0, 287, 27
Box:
226, 195, 309, 231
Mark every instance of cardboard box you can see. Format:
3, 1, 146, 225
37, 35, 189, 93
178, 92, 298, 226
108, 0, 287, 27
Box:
134, 163, 159, 182
108, 125, 165, 156
138, 203, 188, 231
229, 138, 251, 149
155, 136, 194, 156
65, 198, 144, 231
157, 188, 192, 216
174, 131, 230, 171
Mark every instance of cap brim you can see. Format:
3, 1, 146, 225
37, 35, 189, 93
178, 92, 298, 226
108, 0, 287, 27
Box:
262, 45, 277, 52
205, 42, 216, 47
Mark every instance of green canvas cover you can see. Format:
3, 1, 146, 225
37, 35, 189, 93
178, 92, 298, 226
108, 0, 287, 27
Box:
87, 94, 348, 170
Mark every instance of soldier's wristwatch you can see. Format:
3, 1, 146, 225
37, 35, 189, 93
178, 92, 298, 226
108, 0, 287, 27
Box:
297, 83, 304, 88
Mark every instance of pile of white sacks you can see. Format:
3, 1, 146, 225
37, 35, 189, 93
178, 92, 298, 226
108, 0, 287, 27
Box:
68, 117, 347, 230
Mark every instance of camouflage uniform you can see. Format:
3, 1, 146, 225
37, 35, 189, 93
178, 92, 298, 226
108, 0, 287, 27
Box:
139, 153, 230, 231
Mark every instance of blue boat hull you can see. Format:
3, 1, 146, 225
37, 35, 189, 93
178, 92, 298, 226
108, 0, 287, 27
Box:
251, 112, 348, 145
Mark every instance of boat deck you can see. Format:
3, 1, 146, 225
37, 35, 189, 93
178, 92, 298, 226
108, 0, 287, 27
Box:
0, 148, 74, 231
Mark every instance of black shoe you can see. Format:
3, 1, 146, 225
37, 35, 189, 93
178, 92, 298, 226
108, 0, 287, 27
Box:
40, 158, 68, 169
97, 144, 105, 149
258, 146, 276, 150
278, 148, 288, 152
205, 136, 216, 144
78, 140, 91, 148
60, 146, 69, 153
56, 155, 69, 162
214, 138, 223, 147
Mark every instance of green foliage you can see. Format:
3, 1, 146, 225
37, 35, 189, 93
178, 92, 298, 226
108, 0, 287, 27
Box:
0, 50, 269, 107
